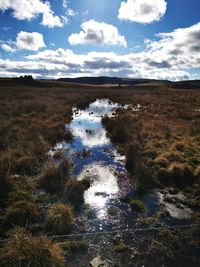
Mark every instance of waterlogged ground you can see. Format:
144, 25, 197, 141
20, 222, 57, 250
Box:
50, 99, 194, 266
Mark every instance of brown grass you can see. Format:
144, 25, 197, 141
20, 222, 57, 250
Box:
0, 79, 199, 266
64, 179, 90, 209
0, 227, 64, 267
38, 159, 70, 194
45, 203, 73, 234
2, 200, 40, 231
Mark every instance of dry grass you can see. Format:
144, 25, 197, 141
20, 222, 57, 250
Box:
45, 203, 73, 234
103, 89, 200, 191
38, 159, 70, 194
0, 79, 199, 266
64, 179, 90, 209
2, 200, 40, 231
0, 227, 64, 267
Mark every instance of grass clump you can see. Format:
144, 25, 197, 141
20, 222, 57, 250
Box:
135, 217, 156, 227
0, 227, 64, 267
168, 162, 195, 187
39, 159, 70, 194
87, 210, 97, 220
160, 229, 181, 249
9, 189, 33, 202
153, 155, 169, 168
45, 122, 72, 145
46, 203, 73, 235
125, 142, 140, 175
64, 179, 90, 209
102, 115, 129, 144
2, 200, 40, 230
14, 155, 39, 176
107, 206, 118, 217
157, 162, 196, 187
129, 199, 145, 212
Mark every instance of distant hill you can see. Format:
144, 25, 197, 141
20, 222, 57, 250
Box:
172, 80, 200, 89
57, 76, 200, 90
0, 76, 199, 90
57, 76, 169, 86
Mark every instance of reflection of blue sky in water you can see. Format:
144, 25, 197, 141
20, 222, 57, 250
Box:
52, 99, 129, 220
69, 99, 125, 217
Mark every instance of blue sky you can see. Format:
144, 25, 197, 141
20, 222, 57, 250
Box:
0, 0, 200, 80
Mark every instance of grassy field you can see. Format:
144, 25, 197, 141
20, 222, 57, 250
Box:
0, 79, 200, 267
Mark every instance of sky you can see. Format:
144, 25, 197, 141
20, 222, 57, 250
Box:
0, 0, 200, 81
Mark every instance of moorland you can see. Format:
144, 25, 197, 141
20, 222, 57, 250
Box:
0, 77, 200, 267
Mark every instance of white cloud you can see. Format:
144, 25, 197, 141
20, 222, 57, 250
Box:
1, 43, 16, 53
146, 22, 200, 69
118, 0, 167, 24
0, 0, 64, 27
63, 0, 68, 9
16, 31, 45, 51
1, 23, 200, 81
68, 20, 127, 47
63, 0, 77, 17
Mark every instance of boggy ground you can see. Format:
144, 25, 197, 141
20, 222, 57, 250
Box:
0, 79, 200, 267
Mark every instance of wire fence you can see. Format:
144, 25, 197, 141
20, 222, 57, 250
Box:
1, 223, 199, 244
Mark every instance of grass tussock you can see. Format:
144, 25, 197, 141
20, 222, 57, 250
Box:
38, 159, 70, 194
157, 162, 196, 187
45, 203, 73, 235
160, 229, 181, 249
64, 179, 90, 209
129, 199, 145, 212
0, 227, 64, 267
2, 200, 40, 231
135, 217, 156, 227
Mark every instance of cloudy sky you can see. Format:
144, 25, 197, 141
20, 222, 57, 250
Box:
0, 0, 200, 80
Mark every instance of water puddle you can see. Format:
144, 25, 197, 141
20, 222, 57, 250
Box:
47, 99, 195, 266
50, 99, 188, 234
49, 100, 134, 230
159, 192, 192, 219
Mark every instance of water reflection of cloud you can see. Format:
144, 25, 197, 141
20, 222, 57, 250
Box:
78, 164, 119, 210
70, 99, 118, 148
72, 127, 109, 147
